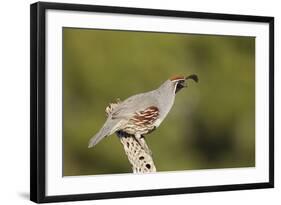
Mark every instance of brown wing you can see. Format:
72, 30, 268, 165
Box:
130, 106, 159, 126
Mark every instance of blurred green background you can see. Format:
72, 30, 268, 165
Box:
63, 28, 255, 176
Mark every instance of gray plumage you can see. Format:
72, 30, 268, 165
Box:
88, 75, 198, 148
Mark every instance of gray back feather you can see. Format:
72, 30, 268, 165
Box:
111, 80, 176, 120
88, 79, 176, 148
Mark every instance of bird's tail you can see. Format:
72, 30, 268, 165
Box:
88, 118, 120, 148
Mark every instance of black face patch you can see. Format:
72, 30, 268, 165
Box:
175, 80, 185, 93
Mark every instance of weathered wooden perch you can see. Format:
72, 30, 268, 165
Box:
116, 131, 156, 173
106, 100, 156, 173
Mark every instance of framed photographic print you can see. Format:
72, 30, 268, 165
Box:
30, 1, 274, 203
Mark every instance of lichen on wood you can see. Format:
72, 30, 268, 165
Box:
116, 131, 156, 173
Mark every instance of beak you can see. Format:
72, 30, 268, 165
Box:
180, 74, 199, 88
175, 74, 198, 93
178, 80, 187, 88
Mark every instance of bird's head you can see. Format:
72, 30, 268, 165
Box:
169, 74, 199, 93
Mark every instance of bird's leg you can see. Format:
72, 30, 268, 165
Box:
135, 133, 152, 155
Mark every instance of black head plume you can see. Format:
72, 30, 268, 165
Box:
185, 74, 199, 83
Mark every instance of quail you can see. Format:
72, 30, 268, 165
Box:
88, 74, 198, 152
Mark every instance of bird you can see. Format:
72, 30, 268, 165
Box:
88, 74, 198, 152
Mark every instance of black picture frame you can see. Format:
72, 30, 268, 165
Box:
30, 1, 274, 203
